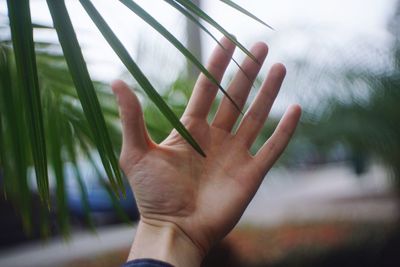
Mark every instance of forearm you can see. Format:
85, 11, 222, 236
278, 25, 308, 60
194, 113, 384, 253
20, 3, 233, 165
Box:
127, 219, 204, 267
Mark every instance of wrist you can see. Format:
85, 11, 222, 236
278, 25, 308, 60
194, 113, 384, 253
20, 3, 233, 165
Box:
128, 218, 204, 267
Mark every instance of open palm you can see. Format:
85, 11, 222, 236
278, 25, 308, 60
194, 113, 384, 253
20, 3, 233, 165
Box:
112, 37, 301, 256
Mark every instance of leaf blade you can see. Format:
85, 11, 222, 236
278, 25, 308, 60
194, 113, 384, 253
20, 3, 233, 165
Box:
174, 0, 258, 64
0, 46, 32, 232
47, 104, 69, 235
219, 0, 274, 30
46, 0, 124, 193
6, 0, 50, 204
164, 0, 253, 83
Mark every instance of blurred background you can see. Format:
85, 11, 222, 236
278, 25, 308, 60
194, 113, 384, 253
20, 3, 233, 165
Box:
1, 0, 400, 266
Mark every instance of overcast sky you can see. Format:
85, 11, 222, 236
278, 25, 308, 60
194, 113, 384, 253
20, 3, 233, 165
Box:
0, 0, 397, 111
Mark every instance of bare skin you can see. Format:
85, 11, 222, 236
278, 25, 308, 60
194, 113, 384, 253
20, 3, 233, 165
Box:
112, 37, 302, 267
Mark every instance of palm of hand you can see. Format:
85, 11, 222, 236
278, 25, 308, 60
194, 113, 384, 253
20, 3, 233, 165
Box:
113, 37, 301, 254
127, 117, 262, 252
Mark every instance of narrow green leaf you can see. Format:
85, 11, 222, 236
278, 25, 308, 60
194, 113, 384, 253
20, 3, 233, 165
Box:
39, 202, 51, 239
174, 0, 259, 64
219, 0, 274, 30
64, 121, 94, 229
119, 0, 241, 113
83, 146, 132, 225
0, 47, 32, 232
47, 102, 69, 235
164, 0, 253, 83
79, 0, 206, 157
46, 0, 124, 194
0, 105, 9, 199
73, 163, 95, 229
0, 49, 12, 199
32, 23, 52, 29
102, 181, 132, 224
6, 0, 50, 204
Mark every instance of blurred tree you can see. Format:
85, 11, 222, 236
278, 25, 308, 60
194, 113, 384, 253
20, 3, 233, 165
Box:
298, 0, 400, 189
389, 0, 400, 68
186, 0, 203, 81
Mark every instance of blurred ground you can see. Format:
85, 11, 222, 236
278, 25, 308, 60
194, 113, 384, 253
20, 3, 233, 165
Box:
0, 162, 398, 267
0, 224, 134, 267
242, 162, 398, 225
204, 221, 399, 267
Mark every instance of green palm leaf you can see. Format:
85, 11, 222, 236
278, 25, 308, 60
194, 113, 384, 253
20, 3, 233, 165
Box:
6, 0, 50, 204
79, 0, 206, 157
174, 0, 258, 64
219, 0, 274, 30
164, 0, 253, 83
64, 121, 94, 229
46, 0, 124, 194
0, 47, 32, 232
47, 102, 69, 235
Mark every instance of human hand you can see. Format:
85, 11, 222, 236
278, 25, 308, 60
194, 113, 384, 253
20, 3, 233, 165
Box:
112, 37, 301, 267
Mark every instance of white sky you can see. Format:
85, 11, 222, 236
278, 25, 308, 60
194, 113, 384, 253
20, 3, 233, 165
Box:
0, 0, 398, 111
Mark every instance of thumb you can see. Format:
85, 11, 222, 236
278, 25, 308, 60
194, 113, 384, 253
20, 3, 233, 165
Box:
112, 80, 151, 159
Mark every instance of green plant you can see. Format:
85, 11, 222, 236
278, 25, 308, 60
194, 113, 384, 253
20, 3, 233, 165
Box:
288, 2, 400, 187
305, 67, 400, 186
0, 0, 272, 233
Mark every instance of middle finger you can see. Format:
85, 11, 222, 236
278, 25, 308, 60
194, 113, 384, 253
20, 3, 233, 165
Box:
211, 43, 268, 132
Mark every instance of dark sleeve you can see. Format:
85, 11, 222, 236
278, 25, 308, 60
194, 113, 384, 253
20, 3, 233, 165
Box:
122, 259, 174, 267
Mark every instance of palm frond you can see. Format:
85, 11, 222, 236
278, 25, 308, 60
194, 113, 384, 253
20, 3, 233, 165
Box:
0, 47, 32, 232
47, 99, 69, 235
174, 0, 259, 63
164, 0, 253, 84
6, 0, 50, 204
219, 0, 274, 30
46, 0, 124, 194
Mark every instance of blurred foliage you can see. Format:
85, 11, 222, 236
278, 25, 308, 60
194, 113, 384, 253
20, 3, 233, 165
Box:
290, 3, 400, 188
304, 68, 400, 183
0, 27, 124, 234
143, 76, 194, 142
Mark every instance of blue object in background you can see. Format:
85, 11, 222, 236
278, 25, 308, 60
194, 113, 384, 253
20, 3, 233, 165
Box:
64, 157, 140, 224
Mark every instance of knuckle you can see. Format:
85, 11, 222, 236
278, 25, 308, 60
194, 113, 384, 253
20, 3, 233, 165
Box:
198, 77, 215, 91
246, 111, 264, 125
118, 153, 130, 173
208, 59, 226, 74
229, 92, 247, 108
119, 147, 146, 176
